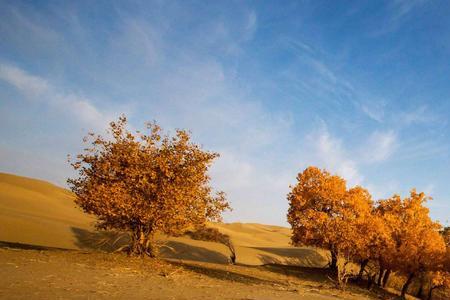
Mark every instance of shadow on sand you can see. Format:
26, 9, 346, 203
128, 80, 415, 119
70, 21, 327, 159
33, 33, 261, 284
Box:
260, 263, 331, 284
71, 228, 231, 264
167, 260, 278, 286
0, 240, 70, 251
159, 240, 230, 264
252, 246, 329, 267
71, 227, 130, 252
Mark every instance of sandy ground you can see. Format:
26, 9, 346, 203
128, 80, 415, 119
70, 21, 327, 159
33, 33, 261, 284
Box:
1, 172, 446, 299
0, 247, 383, 300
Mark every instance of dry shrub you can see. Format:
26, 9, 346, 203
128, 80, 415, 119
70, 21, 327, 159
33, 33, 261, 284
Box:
186, 227, 236, 264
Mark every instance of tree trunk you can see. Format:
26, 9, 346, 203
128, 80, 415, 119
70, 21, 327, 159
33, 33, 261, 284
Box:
377, 268, 385, 286
382, 269, 391, 287
427, 286, 435, 300
357, 259, 369, 281
367, 273, 376, 290
415, 273, 426, 299
401, 273, 415, 299
330, 248, 338, 274
416, 285, 423, 299
227, 241, 236, 264
130, 227, 156, 257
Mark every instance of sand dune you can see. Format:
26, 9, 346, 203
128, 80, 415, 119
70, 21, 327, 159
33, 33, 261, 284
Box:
0, 172, 95, 249
0, 172, 329, 267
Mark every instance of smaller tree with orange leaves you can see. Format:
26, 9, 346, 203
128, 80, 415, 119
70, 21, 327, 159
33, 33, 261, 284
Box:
287, 167, 347, 272
377, 191, 446, 299
287, 166, 373, 281
68, 116, 230, 256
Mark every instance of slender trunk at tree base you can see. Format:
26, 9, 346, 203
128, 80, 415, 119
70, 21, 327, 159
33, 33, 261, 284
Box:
330, 248, 338, 274
357, 259, 369, 281
415, 274, 426, 298
227, 241, 236, 264
229, 251, 236, 264
367, 276, 373, 289
416, 284, 423, 298
427, 287, 435, 300
377, 268, 385, 286
400, 273, 415, 299
382, 269, 391, 287
367, 273, 376, 290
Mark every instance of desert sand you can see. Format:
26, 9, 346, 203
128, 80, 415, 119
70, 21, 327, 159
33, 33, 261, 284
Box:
0, 172, 415, 299
0, 172, 329, 267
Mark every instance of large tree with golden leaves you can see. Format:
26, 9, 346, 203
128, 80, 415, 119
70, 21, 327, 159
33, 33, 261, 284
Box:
68, 116, 230, 256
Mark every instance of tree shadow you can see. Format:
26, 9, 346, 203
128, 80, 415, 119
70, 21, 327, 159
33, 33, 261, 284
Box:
252, 247, 329, 267
167, 260, 279, 286
71, 227, 130, 252
159, 241, 230, 264
0, 240, 70, 251
257, 259, 331, 285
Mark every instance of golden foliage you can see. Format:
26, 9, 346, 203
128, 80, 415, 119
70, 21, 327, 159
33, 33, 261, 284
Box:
287, 166, 448, 296
377, 191, 446, 276
68, 116, 230, 256
287, 166, 373, 277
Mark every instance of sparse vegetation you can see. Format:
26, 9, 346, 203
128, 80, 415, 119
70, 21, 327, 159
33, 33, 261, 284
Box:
185, 226, 236, 264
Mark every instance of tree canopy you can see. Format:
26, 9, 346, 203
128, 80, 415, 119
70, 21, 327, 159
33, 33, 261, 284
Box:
68, 116, 230, 256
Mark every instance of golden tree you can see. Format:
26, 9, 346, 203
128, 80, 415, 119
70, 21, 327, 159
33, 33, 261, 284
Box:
330, 186, 374, 286
377, 191, 446, 299
287, 166, 372, 278
352, 212, 395, 285
287, 167, 346, 272
68, 116, 230, 256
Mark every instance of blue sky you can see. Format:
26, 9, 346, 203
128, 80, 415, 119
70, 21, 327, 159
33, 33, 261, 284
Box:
1, 0, 449, 226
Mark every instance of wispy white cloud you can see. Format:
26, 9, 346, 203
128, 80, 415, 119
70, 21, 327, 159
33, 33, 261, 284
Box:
359, 99, 386, 123
0, 4, 61, 56
279, 39, 356, 106
395, 137, 448, 161
371, 0, 429, 36
398, 105, 439, 125
0, 64, 49, 94
391, 0, 429, 21
362, 130, 398, 163
306, 123, 363, 186
110, 18, 162, 66
0, 63, 113, 129
243, 10, 258, 41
